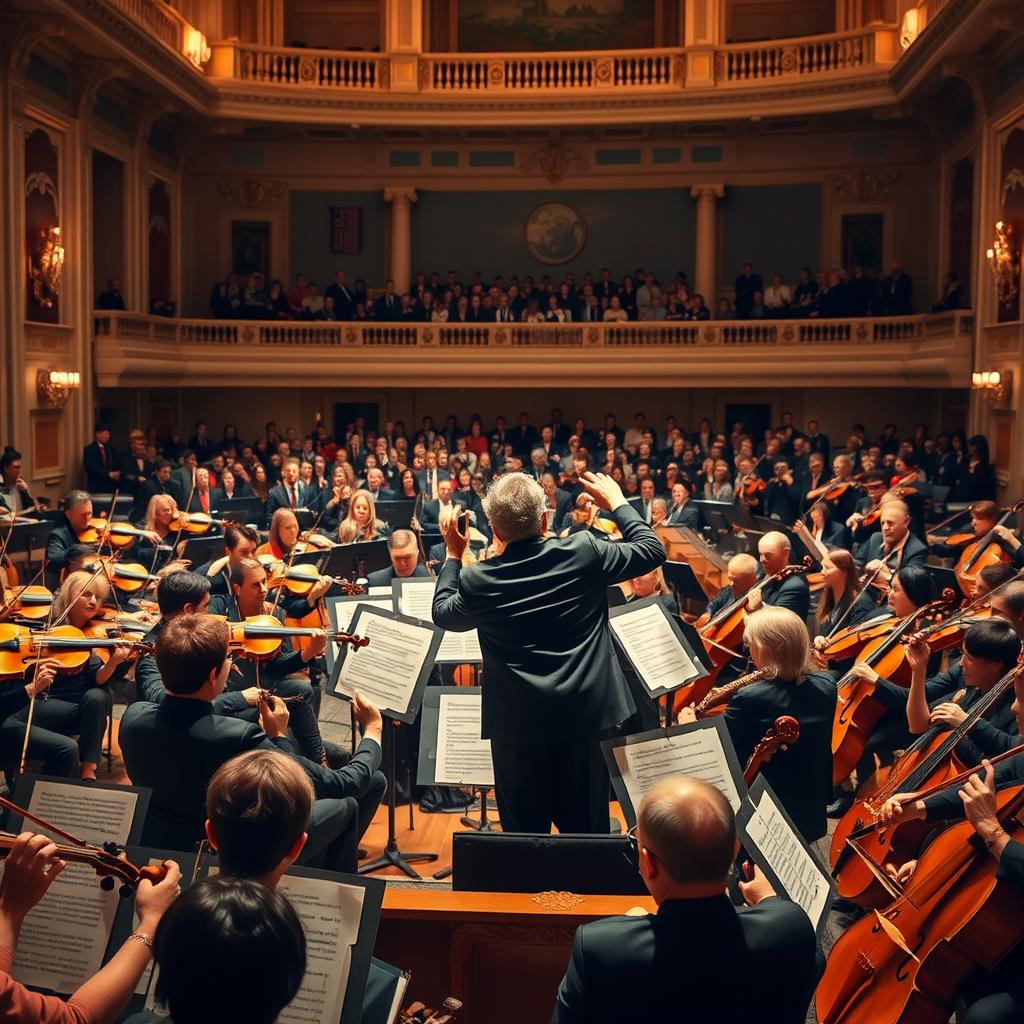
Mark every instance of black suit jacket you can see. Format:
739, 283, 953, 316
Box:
665, 501, 700, 529
373, 294, 401, 321
552, 896, 817, 1024
854, 531, 929, 571
324, 281, 356, 320
725, 672, 836, 841
760, 573, 811, 623
267, 481, 313, 518
365, 563, 432, 588
432, 504, 665, 742
44, 519, 90, 590
83, 441, 119, 492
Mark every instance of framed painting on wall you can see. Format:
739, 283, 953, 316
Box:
841, 213, 884, 274
231, 221, 270, 279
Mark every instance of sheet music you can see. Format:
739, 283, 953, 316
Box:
276, 873, 366, 1024
743, 787, 830, 931
395, 579, 482, 663
334, 611, 433, 715
5, 783, 138, 993
610, 602, 701, 696
615, 726, 742, 815
435, 692, 494, 786
326, 597, 393, 673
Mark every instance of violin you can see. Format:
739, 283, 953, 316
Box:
0, 624, 153, 679
267, 563, 364, 597
0, 793, 168, 896
830, 588, 960, 787
741, 475, 766, 499
226, 614, 368, 662
817, 613, 899, 663
743, 715, 799, 787
169, 511, 227, 535
953, 498, 1024, 593
817, 745, 1024, 1024
0, 583, 54, 621
84, 556, 162, 593
823, 478, 864, 502
829, 654, 1024, 908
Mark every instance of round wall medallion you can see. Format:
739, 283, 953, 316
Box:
524, 202, 586, 265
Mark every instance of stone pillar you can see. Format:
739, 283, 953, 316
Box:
256, 0, 285, 46
690, 184, 724, 306
384, 187, 417, 292
684, 0, 724, 86
386, 0, 424, 91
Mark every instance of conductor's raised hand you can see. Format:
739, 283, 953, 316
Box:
440, 505, 470, 562
579, 472, 627, 513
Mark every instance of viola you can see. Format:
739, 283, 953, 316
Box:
0, 624, 154, 679
829, 656, 1023, 908
817, 614, 897, 664
831, 589, 960, 787
859, 505, 882, 529
227, 614, 369, 662
267, 562, 364, 597
816, 748, 1024, 1024
0, 793, 168, 896
953, 498, 1024, 593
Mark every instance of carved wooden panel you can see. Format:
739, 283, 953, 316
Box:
32, 412, 62, 478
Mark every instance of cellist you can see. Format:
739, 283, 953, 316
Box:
880, 675, 1024, 1024
928, 500, 1024, 569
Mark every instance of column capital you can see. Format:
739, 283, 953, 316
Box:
690, 183, 725, 201
384, 186, 418, 207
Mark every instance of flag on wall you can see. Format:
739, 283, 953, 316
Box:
330, 206, 363, 254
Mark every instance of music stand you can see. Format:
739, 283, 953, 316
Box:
212, 496, 264, 525
722, 503, 758, 533
926, 564, 965, 600
662, 560, 709, 610
322, 539, 390, 580
294, 508, 316, 531
0, 519, 56, 578
180, 535, 223, 567
693, 500, 734, 547
375, 500, 416, 531
91, 494, 134, 519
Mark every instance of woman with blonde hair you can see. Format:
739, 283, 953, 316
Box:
7, 571, 136, 779
337, 489, 389, 544
723, 605, 835, 842
134, 493, 182, 568
258, 508, 300, 561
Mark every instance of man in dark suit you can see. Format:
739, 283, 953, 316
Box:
664, 483, 700, 529
121, 430, 156, 514
552, 777, 817, 1023
882, 262, 914, 316
547, 408, 571, 448
323, 269, 356, 320
372, 280, 401, 321
853, 499, 928, 578
120, 613, 385, 872
749, 531, 811, 623
540, 473, 572, 532
187, 422, 214, 463
139, 461, 183, 514
364, 467, 396, 503
805, 420, 830, 464
365, 530, 431, 587
432, 471, 665, 834
267, 457, 313, 518
82, 424, 121, 493
510, 413, 538, 458
415, 453, 450, 500
628, 479, 658, 525
44, 490, 95, 589
734, 261, 764, 319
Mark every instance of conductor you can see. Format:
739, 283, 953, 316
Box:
432, 471, 665, 834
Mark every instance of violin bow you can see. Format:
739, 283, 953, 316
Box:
171, 469, 198, 552
269, 496, 332, 617
95, 487, 122, 559
412, 491, 436, 579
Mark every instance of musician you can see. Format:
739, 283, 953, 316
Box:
7, 572, 136, 780
0, 449, 38, 515
266, 458, 312, 518
44, 490, 95, 589
799, 453, 829, 512
552, 776, 818, 1024
723, 607, 835, 841
807, 499, 849, 548
337, 489, 389, 544
0, 832, 181, 1024
929, 501, 1024, 568
990, 580, 1024, 638
195, 522, 260, 596
559, 492, 619, 539
696, 552, 760, 625
365, 529, 431, 587
133, 493, 181, 571
259, 508, 302, 561
747, 532, 810, 623
209, 466, 249, 506
121, 614, 384, 871
763, 461, 800, 523
433, 471, 664, 834
138, 460, 183, 514
846, 469, 887, 551
854, 499, 928, 581
812, 548, 878, 650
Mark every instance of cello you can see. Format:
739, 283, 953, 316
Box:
816, 747, 1024, 1024
953, 499, 1024, 594
831, 589, 959, 787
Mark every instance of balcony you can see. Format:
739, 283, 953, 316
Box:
93, 310, 974, 390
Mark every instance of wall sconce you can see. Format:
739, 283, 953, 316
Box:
900, 8, 920, 49
28, 225, 64, 309
183, 26, 211, 69
986, 221, 1019, 305
37, 368, 80, 409
972, 369, 1012, 405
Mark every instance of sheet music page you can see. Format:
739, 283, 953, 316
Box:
615, 727, 742, 815
334, 612, 433, 714
276, 873, 366, 1024
435, 692, 494, 786
610, 602, 700, 696
743, 787, 830, 931
396, 579, 482, 663
326, 598, 393, 673
6, 783, 138, 993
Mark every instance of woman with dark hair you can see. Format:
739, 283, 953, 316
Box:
398, 467, 420, 499
807, 499, 848, 548
267, 279, 292, 320
127, 876, 306, 1024
957, 434, 997, 502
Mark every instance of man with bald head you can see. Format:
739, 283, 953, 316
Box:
552, 777, 817, 1023
854, 498, 927, 582
697, 553, 760, 627
747, 531, 810, 623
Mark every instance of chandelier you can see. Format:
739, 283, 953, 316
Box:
29, 225, 64, 308
986, 221, 1019, 305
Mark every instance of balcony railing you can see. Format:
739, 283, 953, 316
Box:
93, 310, 974, 389
717, 30, 876, 83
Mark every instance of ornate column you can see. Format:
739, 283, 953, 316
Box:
684, 0, 724, 86
385, 0, 423, 91
384, 187, 417, 291
690, 184, 724, 305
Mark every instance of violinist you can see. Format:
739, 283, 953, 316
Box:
807, 499, 849, 548
8, 572, 138, 780
208, 559, 328, 765
747, 532, 811, 622
853, 498, 928, 581
812, 549, 878, 658
44, 490, 96, 589
134, 494, 182, 571
845, 469, 888, 552
890, 452, 930, 537
259, 508, 302, 562
799, 452, 828, 512
762, 460, 800, 524
337, 489, 390, 544
807, 454, 860, 523
695, 553, 759, 626
723, 606, 835, 842
880, 674, 1024, 1024
194, 522, 259, 596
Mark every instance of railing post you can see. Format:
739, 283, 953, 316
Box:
685, 0, 724, 86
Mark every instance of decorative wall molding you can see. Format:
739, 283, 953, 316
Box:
519, 143, 590, 185
3, 15, 67, 74
830, 171, 903, 199
214, 178, 287, 207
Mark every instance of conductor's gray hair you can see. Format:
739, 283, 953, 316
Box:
483, 473, 546, 543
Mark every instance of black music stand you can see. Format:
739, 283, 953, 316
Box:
91, 494, 134, 519
180, 535, 223, 567
0, 519, 56, 578
322, 539, 390, 580
693, 500, 734, 548
662, 560, 709, 608
211, 496, 265, 525
375, 500, 416, 531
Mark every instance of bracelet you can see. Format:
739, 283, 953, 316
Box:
984, 826, 1006, 852
128, 931, 154, 950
